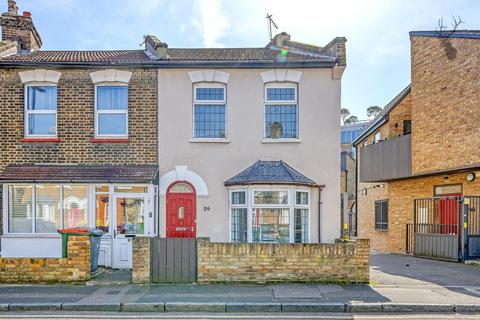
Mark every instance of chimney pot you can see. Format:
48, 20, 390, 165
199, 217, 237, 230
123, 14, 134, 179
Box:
7, 0, 18, 15
23, 11, 31, 18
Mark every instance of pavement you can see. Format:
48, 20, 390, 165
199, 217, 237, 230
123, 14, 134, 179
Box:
0, 253, 479, 314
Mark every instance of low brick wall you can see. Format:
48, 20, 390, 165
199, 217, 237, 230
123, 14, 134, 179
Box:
132, 237, 150, 284
197, 238, 370, 284
0, 236, 91, 284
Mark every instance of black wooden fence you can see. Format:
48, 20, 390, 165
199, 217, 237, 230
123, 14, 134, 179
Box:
150, 238, 196, 283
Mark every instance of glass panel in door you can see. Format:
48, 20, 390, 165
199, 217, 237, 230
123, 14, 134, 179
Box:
116, 197, 145, 235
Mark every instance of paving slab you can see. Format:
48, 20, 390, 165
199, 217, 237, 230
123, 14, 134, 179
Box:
273, 284, 323, 299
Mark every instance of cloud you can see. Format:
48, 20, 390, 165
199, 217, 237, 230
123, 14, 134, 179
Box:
198, 0, 229, 47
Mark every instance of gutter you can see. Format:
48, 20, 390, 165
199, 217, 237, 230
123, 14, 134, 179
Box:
0, 60, 336, 69
352, 115, 387, 147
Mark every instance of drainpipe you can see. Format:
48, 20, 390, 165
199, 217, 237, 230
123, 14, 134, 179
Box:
318, 185, 324, 243
354, 144, 358, 237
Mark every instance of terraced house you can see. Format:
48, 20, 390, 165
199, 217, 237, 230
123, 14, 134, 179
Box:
355, 30, 480, 262
0, 1, 346, 269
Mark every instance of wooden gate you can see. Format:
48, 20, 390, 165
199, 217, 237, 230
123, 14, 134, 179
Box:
150, 238, 197, 283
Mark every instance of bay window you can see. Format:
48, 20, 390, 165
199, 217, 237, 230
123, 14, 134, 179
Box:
230, 190, 247, 243
193, 84, 226, 139
229, 188, 310, 243
95, 85, 128, 137
264, 84, 298, 139
25, 85, 57, 137
7, 184, 88, 234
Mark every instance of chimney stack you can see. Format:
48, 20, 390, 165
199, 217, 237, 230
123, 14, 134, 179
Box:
144, 35, 169, 59
1, 0, 42, 51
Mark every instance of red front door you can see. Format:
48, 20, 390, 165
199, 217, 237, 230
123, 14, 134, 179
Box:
166, 182, 196, 238
439, 193, 461, 234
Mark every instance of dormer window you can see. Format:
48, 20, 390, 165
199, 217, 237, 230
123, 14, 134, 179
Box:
25, 84, 57, 137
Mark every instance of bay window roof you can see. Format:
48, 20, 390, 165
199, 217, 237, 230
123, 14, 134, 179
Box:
0, 164, 158, 183
224, 160, 317, 187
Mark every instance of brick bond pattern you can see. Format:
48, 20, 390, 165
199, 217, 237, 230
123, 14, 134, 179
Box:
196, 238, 370, 283
357, 91, 412, 252
411, 36, 480, 175
132, 237, 150, 284
357, 36, 480, 253
0, 235, 90, 283
0, 68, 158, 233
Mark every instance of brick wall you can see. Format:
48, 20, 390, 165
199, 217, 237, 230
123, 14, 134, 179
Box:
197, 238, 370, 283
359, 171, 480, 253
411, 36, 480, 174
0, 235, 90, 283
0, 67, 158, 233
132, 237, 150, 284
356, 92, 411, 252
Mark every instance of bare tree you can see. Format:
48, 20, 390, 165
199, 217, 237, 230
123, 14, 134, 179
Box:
344, 115, 358, 125
341, 108, 350, 124
366, 105, 382, 118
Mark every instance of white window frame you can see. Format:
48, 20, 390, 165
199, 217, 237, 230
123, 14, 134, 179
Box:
24, 82, 58, 138
294, 189, 310, 243
3, 183, 156, 237
94, 83, 129, 138
263, 82, 299, 141
228, 189, 248, 242
374, 131, 381, 143
4, 183, 88, 235
192, 83, 227, 141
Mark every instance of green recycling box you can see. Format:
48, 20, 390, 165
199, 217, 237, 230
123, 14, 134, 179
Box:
57, 228, 104, 272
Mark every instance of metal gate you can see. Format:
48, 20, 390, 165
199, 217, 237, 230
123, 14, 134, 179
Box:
150, 238, 197, 283
406, 196, 480, 262
463, 196, 480, 260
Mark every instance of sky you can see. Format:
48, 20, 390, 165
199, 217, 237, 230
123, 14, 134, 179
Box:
7, 0, 480, 119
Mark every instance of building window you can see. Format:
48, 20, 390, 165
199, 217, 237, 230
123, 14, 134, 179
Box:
375, 200, 388, 230
294, 191, 309, 243
374, 132, 381, 143
230, 190, 247, 243
25, 85, 57, 137
403, 120, 412, 135
264, 84, 298, 139
7, 184, 88, 234
341, 130, 361, 144
193, 84, 226, 139
95, 85, 128, 137
252, 190, 290, 243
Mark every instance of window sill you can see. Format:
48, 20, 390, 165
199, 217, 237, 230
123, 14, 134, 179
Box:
90, 138, 130, 143
190, 138, 230, 143
21, 138, 61, 143
374, 228, 388, 232
261, 138, 302, 144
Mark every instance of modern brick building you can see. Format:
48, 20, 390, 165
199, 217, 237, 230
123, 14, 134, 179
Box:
354, 30, 480, 256
0, 0, 347, 268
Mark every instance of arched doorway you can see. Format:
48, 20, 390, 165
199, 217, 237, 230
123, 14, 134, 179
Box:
166, 181, 196, 238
